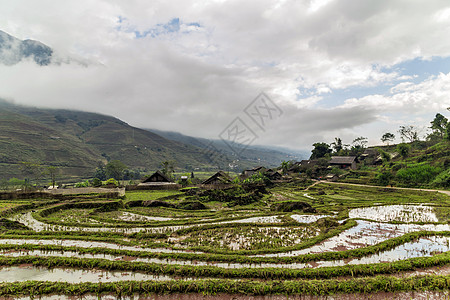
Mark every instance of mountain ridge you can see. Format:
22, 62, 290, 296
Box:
0, 30, 53, 65
0, 100, 298, 181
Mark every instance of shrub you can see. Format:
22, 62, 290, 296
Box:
104, 178, 119, 187
396, 165, 442, 186
376, 171, 392, 186
74, 180, 90, 188
177, 200, 206, 210
431, 170, 450, 188
330, 167, 344, 176
91, 178, 102, 187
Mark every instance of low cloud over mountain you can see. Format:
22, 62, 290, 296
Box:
0, 30, 52, 66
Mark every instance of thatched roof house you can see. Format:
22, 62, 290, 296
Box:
142, 171, 172, 183
243, 166, 267, 178
290, 160, 318, 171
265, 170, 283, 180
202, 171, 232, 185
329, 156, 357, 170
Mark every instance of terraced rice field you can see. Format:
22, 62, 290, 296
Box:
0, 182, 450, 299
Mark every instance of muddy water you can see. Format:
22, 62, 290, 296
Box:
2, 235, 450, 269
118, 212, 173, 222
9, 212, 289, 234
290, 214, 330, 223
6, 291, 450, 300
0, 238, 203, 254
349, 204, 439, 223
3, 220, 450, 259
0, 265, 180, 283
219, 216, 281, 224
254, 220, 450, 257
9, 212, 187, 233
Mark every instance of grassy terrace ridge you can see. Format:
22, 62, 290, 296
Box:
0, 228, 449, 264
331, 139, 450, 190
3, 275, 450, 297
0, 219, 357, 255
0, 180, 450, 297
3, 246, 450, 279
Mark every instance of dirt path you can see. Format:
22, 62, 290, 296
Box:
45, 187, 126, 197
317, 181, 450, 196
304, 180, 321, 191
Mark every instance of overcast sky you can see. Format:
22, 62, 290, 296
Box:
0, 0, 450, 151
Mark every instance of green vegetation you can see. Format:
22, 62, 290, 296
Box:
3, 274, 450, 298
0, 128, 448, 298
302, 110, 450, 190
0, 101, 290, 182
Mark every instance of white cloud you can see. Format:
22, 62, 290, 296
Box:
342, 72, 450, 113
0, 0, 450, 150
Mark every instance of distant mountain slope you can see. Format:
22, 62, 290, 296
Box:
0, 100, 231, 180
0, 30, 53, 65
148, 129, 305, 168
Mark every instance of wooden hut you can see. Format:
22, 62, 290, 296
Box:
329, 156, 357, 170
202, 171, 232, 185
142, 171, 172, 183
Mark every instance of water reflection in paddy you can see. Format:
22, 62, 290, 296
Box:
0, 265, 181, 283
9, 212, 292, 234
349, 205, 439, 223
254, 220, 450, 257
3, 220, 450, 258
2, 235, 450, 270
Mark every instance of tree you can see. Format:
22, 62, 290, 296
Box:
93, 162, 106, 181
280, 160, 290, 174
352, 136, 368, 149
398, 125, 419, 142
310, 143, 331, 159
446, 122, 450, 141
377, 148, 391, 163
105, 160, 127, 181
396, 143, 410, 160
430, 113, 448, 138
46, 166, 58, 188
20, 162, 42, 189
331, 137, 343, 153
0, 178, 8, 191
161, 161, 175, 179
381, 132, 395, 146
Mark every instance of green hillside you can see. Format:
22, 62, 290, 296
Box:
344, 140, 450, 188
298, 112, 450, 189
0, 100, 231, 181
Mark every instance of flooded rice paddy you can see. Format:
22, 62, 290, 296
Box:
2, 234, 450, 269
349, 204, 440, 222
0, 265, 179, 283
2, 187, 450, 299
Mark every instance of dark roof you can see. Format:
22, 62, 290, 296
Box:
290, 160, 318, 171
266, 170, 283, 179
363, 149, 378, 155
329, 156, 357, 165
202, 171, 232, 185
245, 166, 266, 172
142, 170, 172, 183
